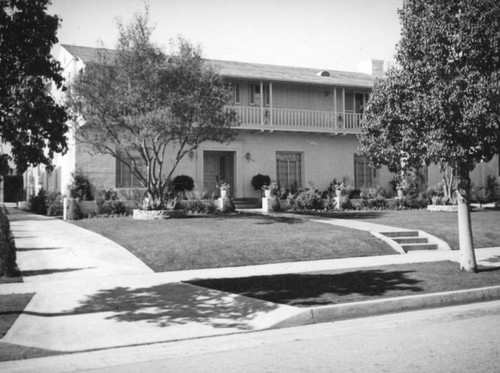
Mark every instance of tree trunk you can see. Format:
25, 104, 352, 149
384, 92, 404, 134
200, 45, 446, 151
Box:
457, 174, 477, 273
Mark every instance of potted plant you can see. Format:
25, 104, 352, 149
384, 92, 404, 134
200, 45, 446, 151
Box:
335, 181, 345, 198
218, 181, 230, 198
396, 179, 408, 198
262, 184, 271, 198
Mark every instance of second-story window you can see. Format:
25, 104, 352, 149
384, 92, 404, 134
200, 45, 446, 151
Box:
249, 83, 270, 106
232, 83, 240, 104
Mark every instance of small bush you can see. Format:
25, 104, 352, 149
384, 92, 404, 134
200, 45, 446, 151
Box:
288, 189, 324, 211
29, 188, 48, 215
0, 208, 20, 277
68, 172, 94, 200
221, 197, 236, 213
340, 198, 355, 210
271, 196, 281, 212
46, 192, 63, 216
67, 199, 83, 220
251, 174, 271, 191
172, 175, 195, 194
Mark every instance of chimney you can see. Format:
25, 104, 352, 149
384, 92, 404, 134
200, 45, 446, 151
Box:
358, 59, 386, 78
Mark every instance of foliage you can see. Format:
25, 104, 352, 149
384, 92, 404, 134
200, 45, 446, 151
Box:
217, 181, 230, 191
70, 9, 237, 210
287, 189, 324, 211
28, 188, 47, 215
0, 208, 19, 277
361, 0, 500, 187
95, 189, 132, 216
359, 0, 500, 271
174, 198, 215, 214
67, 172, 94, 200
67, 198, 83, 220
46, 191, 63, 216
271, 196, 281, 212
0, 0, 69, 173
172, 175, 194, 194
251, 174, 271, 191
221, 197, 235, 213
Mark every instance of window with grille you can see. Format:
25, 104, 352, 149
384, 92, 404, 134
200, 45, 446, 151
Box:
116, 153, 145, 188
276, 152, 302, 188
354, 155, 378, 188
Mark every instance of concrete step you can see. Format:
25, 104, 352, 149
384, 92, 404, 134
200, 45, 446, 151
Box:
401, 243, 438, 252
381, 231, 419, 238
233, 198, 260, 209
392, 237, 428, 244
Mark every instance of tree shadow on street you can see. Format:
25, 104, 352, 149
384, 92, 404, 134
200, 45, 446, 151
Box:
64, 283, 280, 330
189, 269, 424, 307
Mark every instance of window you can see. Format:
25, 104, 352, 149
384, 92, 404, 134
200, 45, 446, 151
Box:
354, 155, 378, 188
276, 152, 302, 188
232, 82, 240, 104
116, 153, 145, 188
249, 82, 270, 106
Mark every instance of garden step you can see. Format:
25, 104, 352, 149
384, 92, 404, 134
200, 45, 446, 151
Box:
401, 243, 438, 252
392, 237, 429, 244
233, 198, 260, 209
381, 231, 419, 238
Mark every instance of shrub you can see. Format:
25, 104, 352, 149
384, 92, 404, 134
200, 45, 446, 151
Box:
340, 198, 355, 210
0, 208, 20, 277
46, 192, 63, 216
172, 175, 195, 194
288, 189, 324, 211
29, 188, 48, 215
221, 197, 235, 213
67, 199, 83, 220
271, 196, 281, 212
68, 172, 94, 200
251, 174, 271, 190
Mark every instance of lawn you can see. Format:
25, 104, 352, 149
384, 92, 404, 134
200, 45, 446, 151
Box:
73, 214, 395, 272
189, 261, 500, 307
307, 209, 500, 250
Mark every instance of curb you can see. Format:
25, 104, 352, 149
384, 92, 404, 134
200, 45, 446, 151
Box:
267, 285, 500, 330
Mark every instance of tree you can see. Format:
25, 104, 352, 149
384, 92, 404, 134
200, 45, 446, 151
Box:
71, 10, 237, 209
0, 0, 69, 173
360, 0, 500, 272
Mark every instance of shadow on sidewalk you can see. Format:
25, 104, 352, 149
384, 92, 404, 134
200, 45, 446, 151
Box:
189, 269, 424, 307
43, 283, 281, 330
16, 247, 65, 252
21, 268, 92, 277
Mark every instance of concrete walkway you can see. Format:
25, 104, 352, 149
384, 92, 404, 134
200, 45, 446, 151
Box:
1, 208, 500, 354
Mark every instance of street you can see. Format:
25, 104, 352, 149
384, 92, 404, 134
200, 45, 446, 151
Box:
4, 300, 500, 372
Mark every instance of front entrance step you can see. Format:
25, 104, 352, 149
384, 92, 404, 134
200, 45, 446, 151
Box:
401, 243, 438, 252
392, 237, 428, 244
381, 231, 419, 238
380, 230, 439, 253
233, 198, 260, 209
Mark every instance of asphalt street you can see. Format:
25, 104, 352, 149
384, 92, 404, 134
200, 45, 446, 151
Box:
4, 300, 500, 373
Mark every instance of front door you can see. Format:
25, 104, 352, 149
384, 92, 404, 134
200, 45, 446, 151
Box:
203, 151, 235, 197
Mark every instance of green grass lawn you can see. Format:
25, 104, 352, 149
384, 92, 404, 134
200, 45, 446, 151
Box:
189, 261, 500, 307
308, 209, 500, 250
73, 214, 395, 272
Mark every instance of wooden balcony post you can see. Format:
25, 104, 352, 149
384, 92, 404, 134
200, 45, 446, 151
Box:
260, 81, 264, 125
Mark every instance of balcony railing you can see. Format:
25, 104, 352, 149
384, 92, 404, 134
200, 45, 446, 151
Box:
230, 106, 364, 134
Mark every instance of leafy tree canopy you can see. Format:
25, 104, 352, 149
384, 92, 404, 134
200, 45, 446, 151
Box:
71, 9, 238, 209
0, 0, 69, 173
361, 0, 500, 180
360, 0, 500, 272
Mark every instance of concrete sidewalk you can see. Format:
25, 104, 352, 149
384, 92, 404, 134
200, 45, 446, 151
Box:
1, 208, 500, 354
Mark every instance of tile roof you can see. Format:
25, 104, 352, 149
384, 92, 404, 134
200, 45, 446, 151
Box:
61, 44, 375, 88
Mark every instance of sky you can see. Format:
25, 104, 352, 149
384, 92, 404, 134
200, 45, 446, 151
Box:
48, 0, 403, 72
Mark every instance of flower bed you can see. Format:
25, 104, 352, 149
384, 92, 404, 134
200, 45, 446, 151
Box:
427, 205, 458, 212
132, 209, 171, 220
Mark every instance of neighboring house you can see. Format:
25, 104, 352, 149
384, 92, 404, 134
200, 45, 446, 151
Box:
30, 44, 499, 200
0, 142, 23, 204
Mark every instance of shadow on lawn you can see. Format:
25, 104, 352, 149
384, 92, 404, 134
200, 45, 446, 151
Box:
63, 283, 279, 330
189, 269, 424, 307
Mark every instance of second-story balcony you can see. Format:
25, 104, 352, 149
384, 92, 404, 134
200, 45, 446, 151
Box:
230, 106, 364, 134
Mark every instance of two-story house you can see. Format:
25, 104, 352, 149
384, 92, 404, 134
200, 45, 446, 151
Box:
32, 44, 498, 201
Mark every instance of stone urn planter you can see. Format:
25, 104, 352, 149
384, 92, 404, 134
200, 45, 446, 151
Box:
397, 189, 404, 198
335, 189, 342, 198
264, 189, 271, 198
220, 189, 228, 199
